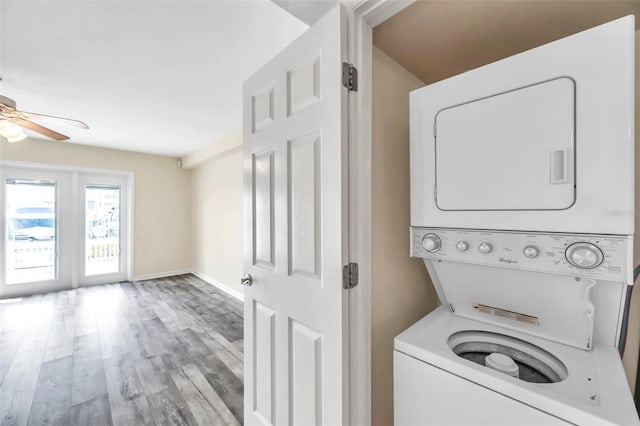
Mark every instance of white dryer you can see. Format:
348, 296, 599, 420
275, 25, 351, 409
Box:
397, 15, 640, 426
410, 15, 635, 235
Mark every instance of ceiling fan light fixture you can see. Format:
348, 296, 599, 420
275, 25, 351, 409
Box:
1, 95, 86, 141
0, 120, 27, 142
7, 133, 27, 143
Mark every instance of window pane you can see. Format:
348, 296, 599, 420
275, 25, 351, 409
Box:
5, 179, 57, 284
85, 185, 120, 276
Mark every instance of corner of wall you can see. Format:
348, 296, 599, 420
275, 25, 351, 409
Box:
189, 131, 244, 299
181, 128, 242, 169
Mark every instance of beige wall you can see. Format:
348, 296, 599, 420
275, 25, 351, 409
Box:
190, 143, 243, 296
371, 46, 439, 426
0, 138, 192, 278
182, 129, 242, 169
374, 1, 640, 86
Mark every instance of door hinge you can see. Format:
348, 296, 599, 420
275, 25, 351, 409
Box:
343, 262, 359, 289
342, 62, 358, 92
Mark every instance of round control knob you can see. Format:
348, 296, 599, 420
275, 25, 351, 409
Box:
421, 234, 442, 253
565, 242, 604, 269
523, 246, 539, 258
478, 242, 492, 254
456, 241, 469, 252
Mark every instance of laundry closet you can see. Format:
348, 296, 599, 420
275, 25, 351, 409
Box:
369, 2, 640, 425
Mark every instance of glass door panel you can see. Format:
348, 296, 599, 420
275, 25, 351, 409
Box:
85, 185, 121, 276
5, 179, 57, 284
1, 167, 72, 298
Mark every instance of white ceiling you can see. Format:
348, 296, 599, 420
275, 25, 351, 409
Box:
272, 0, 337, 25
0, 1, 307, 157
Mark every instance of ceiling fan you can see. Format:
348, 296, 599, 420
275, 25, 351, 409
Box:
0, 94, 89, 143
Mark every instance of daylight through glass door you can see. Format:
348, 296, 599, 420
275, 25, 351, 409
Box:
5, 178, 57, 284
85, 184, 121, 276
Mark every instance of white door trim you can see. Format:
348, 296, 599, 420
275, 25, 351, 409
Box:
347, 1, 416, 425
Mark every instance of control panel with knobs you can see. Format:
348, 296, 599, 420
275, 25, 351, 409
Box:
410, 227, 632, 284
565, 242, 604, 269
478, 242, 492, 254
422, 234, 442, 253
523, 246, 539, 258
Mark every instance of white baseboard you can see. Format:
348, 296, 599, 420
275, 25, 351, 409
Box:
132, 269, 191, 282
191, 271, 244, 302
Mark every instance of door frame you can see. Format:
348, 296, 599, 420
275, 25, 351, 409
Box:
347, 1, 416, 425
0, 160, 135, 293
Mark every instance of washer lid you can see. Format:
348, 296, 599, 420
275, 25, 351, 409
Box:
427, 260, 597, 350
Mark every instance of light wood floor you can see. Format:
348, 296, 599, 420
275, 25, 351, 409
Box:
0, 274, 244, 426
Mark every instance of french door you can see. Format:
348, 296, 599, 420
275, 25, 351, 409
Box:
0, 165, 130, 298
79, 174, 129, 286
0, 167, 72, 297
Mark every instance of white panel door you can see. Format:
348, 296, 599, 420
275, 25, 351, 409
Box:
243, 5, 348, 426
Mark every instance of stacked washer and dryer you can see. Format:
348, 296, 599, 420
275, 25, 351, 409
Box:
395, 16, 640, 425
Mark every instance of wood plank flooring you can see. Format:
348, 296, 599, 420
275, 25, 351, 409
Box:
0, 274, 244, 426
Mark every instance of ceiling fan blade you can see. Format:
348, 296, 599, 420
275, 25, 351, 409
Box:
19, 110, 89, 129
8, 118, 70, 141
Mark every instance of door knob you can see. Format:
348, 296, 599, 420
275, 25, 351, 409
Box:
241, 273, 253, 286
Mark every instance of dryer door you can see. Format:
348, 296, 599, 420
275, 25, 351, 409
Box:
435, 77, 575, 211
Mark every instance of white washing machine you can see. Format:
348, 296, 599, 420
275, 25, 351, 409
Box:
396, 16, 640, 426
395, 307, 638, 425
396, 228, 638, 425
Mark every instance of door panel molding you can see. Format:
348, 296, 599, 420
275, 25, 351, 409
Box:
287, 131, 322, 281
253, 149, 276, 269
253, 300, 276, 425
